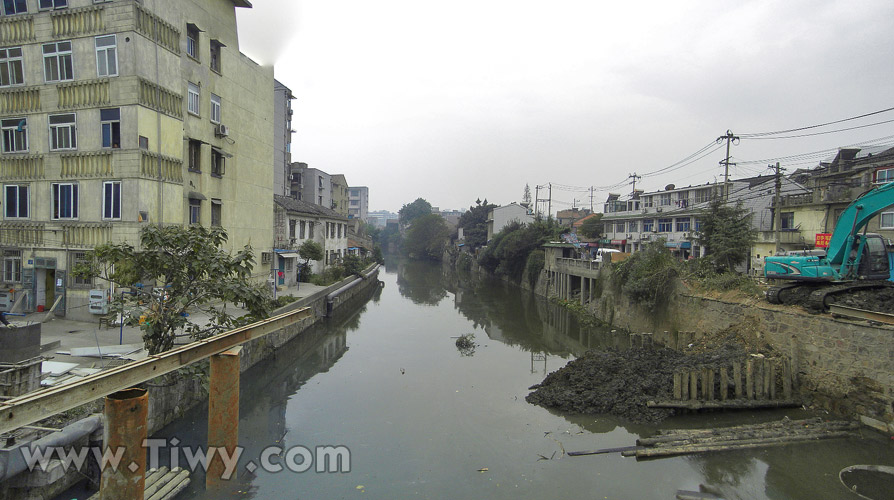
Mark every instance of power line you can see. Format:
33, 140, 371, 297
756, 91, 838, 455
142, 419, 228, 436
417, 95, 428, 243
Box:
739, 105, 894, 138
744, 118, 894, 140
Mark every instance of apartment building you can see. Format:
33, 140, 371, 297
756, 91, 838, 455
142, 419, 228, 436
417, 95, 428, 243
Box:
330, 173, 348, 216
348, 185, 368, 221
273, 195, 348, 282
0, 0, 274, 320
601, 175, 808, 266
273, 78, 294, 197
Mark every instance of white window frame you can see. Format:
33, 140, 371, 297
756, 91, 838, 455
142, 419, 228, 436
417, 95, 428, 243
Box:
52, 182, 78, 220
0, 47, 24, 87
100, 108, 120, 148
1, 117, 27, 153
48, 113, 77, 151
187, 82, 200, 116
210, 93, 221, 124
95, 34, 118, 77
881, 212, 894, 229
102, 180, 121, 220
876, 168, 894, 185
38, 0, 67, 10
4, 184, 28, 219
43, 41, 73, 82
186, 24, 199, 60
189, 199, 200, 224
3, 0, 27, 15
3, 250, 22, 283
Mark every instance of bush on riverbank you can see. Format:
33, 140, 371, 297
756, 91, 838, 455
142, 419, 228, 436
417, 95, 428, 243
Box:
479, 219, 564, 282
612, 240, 680, 310
309, 256, 377, 286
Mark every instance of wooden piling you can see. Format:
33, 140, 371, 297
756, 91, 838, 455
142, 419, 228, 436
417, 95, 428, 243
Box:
689, 371, 698, 401
673, 372, 682, 400
720, 367, 728, 401
746, 360, 754, 400
783, 359, 792, 399
733, 362, 742, 399
707, 369, 715, 400
755, 359, 763, 399
768, 360, 776, 400
681, 371, 689, 400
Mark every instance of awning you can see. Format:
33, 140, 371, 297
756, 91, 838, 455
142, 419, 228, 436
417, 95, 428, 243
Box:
665, 241, 692, 249
187, 191, 206, 200
211, 146, 233, 158
276, 252, 300, 258
610, 239, 626, 245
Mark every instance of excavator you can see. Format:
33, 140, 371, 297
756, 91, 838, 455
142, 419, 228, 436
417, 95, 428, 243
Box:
764, 180, 894, 310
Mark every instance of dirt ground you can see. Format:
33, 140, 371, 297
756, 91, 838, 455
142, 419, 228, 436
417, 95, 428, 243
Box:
832, 287, 894, 314
526, 321, 772, 424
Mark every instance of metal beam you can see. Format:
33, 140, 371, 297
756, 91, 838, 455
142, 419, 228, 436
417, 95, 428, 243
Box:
829, 304, 894, 325
0, 307, 312, 435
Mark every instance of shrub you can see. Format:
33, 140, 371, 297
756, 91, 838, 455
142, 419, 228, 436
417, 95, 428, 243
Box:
612, 240, 680, 310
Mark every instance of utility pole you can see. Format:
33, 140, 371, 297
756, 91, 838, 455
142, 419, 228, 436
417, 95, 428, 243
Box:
589, 186, 594, 213
628, 172, 641, 195
773, 162, 784, 255
547, 183, 552, 219
716, 130, 739, 200
534, 185, 540, 218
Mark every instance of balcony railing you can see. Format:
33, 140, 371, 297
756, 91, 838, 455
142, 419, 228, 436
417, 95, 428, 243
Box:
134, 3, 180, 55
61, 222, 113, 248
57, 78, 110, 109
0, 14, 34, 44
140, 151, 183, 182
758, 230, 804, 245
0, 222, 44, 246
0, 86, 41, 114
51, 4, 105, 38
60, 151, 113, 178
0, 154, 44, 180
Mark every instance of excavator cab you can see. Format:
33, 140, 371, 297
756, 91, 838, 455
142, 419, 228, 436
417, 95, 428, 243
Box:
855, 234, 890, 280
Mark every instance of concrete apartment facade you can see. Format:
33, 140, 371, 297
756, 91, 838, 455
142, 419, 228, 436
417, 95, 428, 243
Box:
330, 173, 348, 216
273, 78, 294, 197
293, 166, 331, 208
348, 185, 368, 221
0, 0, 274, 320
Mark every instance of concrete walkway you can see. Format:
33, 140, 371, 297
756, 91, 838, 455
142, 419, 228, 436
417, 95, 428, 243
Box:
5, 280, 329, 375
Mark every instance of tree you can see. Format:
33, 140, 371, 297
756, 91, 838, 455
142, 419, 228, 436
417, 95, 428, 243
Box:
479, 219, 564, 281
457, 199, 496, 249
74, 225, 272, 355
398, 198, 433, 227
404, 213, 450, 261
577, 214, 604, 239
298, 239, 324, 278
696, 198, 757, 272
522, 184, 532, 208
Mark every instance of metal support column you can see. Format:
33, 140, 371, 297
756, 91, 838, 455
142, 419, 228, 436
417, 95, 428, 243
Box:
207, 346, 242, 490
100, 388, 148, 500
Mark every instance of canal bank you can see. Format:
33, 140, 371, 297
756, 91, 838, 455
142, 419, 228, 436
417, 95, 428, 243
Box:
0, 264, 381, 500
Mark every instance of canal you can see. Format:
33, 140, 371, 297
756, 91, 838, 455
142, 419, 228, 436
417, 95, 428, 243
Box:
152, 259, 891, 499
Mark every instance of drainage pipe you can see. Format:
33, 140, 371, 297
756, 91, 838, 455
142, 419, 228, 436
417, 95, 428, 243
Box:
0, 415, 103, 482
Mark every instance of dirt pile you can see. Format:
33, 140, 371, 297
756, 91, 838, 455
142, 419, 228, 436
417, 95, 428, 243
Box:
526, 337, 753, 424
832, 287, 894, 314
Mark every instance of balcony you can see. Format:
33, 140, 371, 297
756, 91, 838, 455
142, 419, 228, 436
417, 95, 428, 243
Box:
140, 151, 182, 183
60, 222, 113, 248
60, 151, 112, 178
758, 230, 804, 245
139, 78, 183, 119
777, 192, 815, 207
134, 3, 180, 55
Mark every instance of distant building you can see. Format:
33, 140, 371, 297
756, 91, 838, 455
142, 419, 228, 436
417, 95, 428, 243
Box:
348, 186, 369, 221
293, 167, 332, 207
273, 195, 349, 280
368, 210, 397, 228
331, 174, 349, 215
487, 203, 534, 242
556, 208, 591, 226
273, 80, 295, 197
439, 209, 463, 227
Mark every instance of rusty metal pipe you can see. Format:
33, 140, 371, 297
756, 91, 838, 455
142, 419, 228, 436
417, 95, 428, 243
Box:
101, 387, 148, 500
207, 346, 241, 489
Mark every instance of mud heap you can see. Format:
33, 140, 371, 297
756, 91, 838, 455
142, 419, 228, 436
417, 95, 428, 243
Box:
526, 332, 756, 424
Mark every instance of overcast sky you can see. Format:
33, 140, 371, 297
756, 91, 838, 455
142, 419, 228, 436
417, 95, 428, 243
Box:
236, 0, 894, 214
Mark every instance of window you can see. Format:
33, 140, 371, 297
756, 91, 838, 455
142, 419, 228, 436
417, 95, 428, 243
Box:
39, 0, 67, 10
694, 189, 711, 204
52, 182, 78, 219
139, 135, 149, 150
186, 24, 199, 59
43, 41, 73, 82
210, 40, 222, 73
4, 184, 28, 218
188, 139, 201, 171
318, 195, 322, 205
3, 0, 26, 15
289, 219, 296, 238
0, 47, 24, 87
71, 251, 92, 287
876, 168, 894, 184
48, 113, 76, 150
642, 196, 653, 208
615, 222, 625, 233
189, 199, 200, 224
187, 82, 200, 115
628, 221, 638, 233
675, 217, 691, 232
299, 221, 306, 239
211, 148, 225, 176
1, 117, 27, 153
881, 212, 894, 229
658, 218, 672, 232
100, 108, 120, 148
210, 93, 221, 124
3, 250, 22, 283
95, 35, 117, 77
694, 218, 704, 231
103, 181, 120, 219
780, 212, 795, 230
211, 199, 221, 226
642, 219, 654, 232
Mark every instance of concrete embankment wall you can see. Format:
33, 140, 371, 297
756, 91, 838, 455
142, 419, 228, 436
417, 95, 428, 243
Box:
535, 266, 894, 434
0, 264, 381, 499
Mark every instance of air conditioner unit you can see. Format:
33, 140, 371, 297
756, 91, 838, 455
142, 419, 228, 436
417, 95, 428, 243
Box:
215, 123, 229, 137
656, 207, 663, 212
683, 232, 690, 238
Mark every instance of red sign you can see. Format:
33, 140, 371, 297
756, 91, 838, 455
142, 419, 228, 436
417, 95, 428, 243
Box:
815, 233, 832, 248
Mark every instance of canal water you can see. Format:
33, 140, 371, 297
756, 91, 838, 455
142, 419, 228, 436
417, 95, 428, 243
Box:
151, 259, 891, 500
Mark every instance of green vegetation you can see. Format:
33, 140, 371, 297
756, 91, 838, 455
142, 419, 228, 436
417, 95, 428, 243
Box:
697, 198, 757, 272
309, 255, 378, 286
612, 240, 680, 310
457, 199, 496, 250
398, 198, 433, 227
577, 214, 604, 239
404, 213, 451, 261
298, 239, 324, 282
74, 225, 272, 354
479, 219, 564, 282
682, 258, 763, 297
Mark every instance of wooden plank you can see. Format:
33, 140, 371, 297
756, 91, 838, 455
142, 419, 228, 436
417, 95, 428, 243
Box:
701, 368, 709, 400
681, 371, 689, 400
769, 360, 777, 400
783, 359, 792, 399
689, 371, 698, 401
673, 372, 682, 400
755, 359, 764, 399
733, 363, 742, 399
648, 399, 801, 410
720, 367, 728, 401
707, 368, 715, 400
0, 308, 312, 435
746, 360, 754, 400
